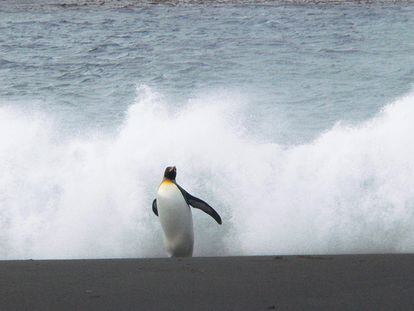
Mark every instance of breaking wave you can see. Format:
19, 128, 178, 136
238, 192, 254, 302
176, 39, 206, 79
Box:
1, 85, 414, 259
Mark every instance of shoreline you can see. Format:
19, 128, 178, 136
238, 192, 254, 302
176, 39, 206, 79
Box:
1, 254, 414, 310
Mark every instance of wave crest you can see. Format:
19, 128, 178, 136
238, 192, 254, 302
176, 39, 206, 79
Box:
1, 86, 414, 259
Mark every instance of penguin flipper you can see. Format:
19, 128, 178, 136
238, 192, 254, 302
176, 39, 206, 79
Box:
176, 184, 222, 225
152, 199, 158, 216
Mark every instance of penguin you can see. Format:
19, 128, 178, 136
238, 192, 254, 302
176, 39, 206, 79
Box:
152, 166, 222, 257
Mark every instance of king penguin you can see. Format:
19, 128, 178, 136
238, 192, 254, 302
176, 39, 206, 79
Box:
152, 166, 222, 257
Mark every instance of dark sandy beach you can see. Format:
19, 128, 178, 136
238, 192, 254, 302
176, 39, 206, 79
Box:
1, 254, 414, 310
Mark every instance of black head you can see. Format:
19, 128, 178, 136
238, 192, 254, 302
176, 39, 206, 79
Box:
164, 166, 177, 180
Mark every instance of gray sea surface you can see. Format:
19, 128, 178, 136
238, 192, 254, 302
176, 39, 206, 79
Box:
1, 1, 413, 142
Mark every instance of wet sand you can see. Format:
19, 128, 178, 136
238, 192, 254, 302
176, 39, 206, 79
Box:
1, 254, 414, 310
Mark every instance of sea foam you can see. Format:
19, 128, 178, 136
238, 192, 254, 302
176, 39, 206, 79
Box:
1, 85, 414, 259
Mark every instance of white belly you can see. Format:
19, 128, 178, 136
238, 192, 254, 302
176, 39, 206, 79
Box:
157, 181, 194, 257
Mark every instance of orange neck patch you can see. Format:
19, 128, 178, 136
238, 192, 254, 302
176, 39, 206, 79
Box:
161, 179, 174, 186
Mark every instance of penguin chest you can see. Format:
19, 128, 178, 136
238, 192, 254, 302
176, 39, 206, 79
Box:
156, 181, 194, 256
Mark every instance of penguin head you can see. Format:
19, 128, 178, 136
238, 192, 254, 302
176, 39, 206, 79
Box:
164, 166, 177, 180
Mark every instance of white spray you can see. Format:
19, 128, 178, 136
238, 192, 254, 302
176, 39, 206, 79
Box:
0, 85, 414, 259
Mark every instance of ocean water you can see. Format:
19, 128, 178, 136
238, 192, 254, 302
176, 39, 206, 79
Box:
0, 1, 414, 259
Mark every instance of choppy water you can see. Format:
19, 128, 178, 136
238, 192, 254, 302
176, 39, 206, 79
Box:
0, 1, 414, 259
